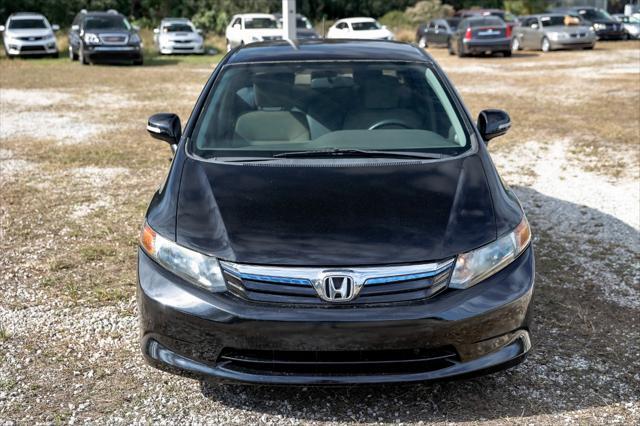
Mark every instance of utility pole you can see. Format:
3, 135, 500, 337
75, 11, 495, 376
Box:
282, 0, 296, 40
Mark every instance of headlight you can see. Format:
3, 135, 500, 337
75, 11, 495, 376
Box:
593, 23, 606, 30
84, 33, 100, 44
129, 33, 141, 44
449, 217, 531, 289
140, 222, 226, 292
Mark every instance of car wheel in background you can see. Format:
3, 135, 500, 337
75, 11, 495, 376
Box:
584, 45, 595, 50
448, 40, 455, 55
51, 51, 59, 59
69, 46, 78, 61
418, 36, 427, 48
133, 58, 143, 66
541, 37, 550, 53
512, 37, 521, 51
503, 50, 512, 57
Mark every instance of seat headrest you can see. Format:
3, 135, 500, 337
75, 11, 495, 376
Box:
253, 72, 295, 109
361, 75, 401, 109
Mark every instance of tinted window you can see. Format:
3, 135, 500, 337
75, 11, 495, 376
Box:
8, 19, 47, 29
446, 18, 460, 29
84, 16, 130, 31
297, 17, 312, 29
191, 62, 469, 159
163, 23, 193, 32
352, 21, 381, 31
468, 18, 504, 27
244, 17, 277, 29
578, 8, 613, 20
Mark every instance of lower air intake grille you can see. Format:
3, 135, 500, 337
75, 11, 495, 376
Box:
217, 347, 459, 376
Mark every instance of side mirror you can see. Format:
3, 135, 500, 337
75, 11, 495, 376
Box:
233, 23, 241, 30
0, 25, 5, 32
153, 28, 159, 34
147, 113, 181, 148
52, 24, 60, 31
133, 25, 140, 32
531, 23, 539, 29
197, 28, 203, 35
477, 109, 511, 142
71, 24, 80, 32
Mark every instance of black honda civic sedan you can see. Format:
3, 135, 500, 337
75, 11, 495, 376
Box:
138, 40, 534, 385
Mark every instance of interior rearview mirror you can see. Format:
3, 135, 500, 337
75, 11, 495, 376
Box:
477, 109, 511, 142
52, 24, 60, 31
147, 113, 181, 149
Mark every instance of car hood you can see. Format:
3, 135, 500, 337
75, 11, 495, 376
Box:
5, 28, 53, 38
351, 28, 392, 38
175, 154, 497, 266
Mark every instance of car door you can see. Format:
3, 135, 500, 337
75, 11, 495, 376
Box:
227, 17, 241, 46
436, 22, 449, 44
518, 17, 533, 48
68, 14, 82, 53
529, 18, 543, 49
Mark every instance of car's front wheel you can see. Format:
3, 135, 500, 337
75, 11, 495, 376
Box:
503, 50, 512, 57
79, 47, 89, 65
447, 40, 455, 55
541, 37, 551, 53
457, 41, 466, 57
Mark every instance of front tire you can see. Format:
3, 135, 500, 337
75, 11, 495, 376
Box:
503, 50, 512, 57
457, 41, 466, 57
51, 51, 59, 59
133, 58, 143, 66
541, 37, 550, 53
447, 39, 455, 55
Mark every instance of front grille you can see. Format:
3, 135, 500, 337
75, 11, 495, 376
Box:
217, 347, 459, 376
262, 36, 283, 41
222, 264, 452, 306
99, 34, 128, 45
18, 36, 44, 41
20, 45, 45, 52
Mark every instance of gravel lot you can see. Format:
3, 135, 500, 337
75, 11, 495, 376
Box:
1, 41, 639, 424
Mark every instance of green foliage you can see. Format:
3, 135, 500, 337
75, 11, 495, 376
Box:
502, 0, 547, 15
405, 0, 454, 24
379, 10, 411, 29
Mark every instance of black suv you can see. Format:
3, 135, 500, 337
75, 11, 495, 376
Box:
551, 6, 626, 40
68, 9, 143, 65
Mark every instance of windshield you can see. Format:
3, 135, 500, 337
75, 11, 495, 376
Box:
578, 8, 613, 20
352, 21, 381, 31
298, 17, 313, 29
446, 18, 460, 29
163, 23, 193, 32
245, 17, 278, 29
190, 62, 469, 159
85, 16, 130, 31
8, 19, 47, 29
541, 16, 568, 27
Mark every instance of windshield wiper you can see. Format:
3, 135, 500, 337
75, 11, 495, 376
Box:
272, 148, 447, 160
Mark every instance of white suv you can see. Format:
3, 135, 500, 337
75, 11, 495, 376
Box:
153, 18, 204, 55
225, 13, 283, 51
1, 12, 59, 58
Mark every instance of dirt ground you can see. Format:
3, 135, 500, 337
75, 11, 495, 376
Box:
1, 41, 639, 424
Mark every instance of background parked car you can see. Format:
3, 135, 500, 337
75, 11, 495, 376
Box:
153, 18, 204, 55
552, 6, 625, 40
0, 12, 59, 58
449, 16, 512, 57
273, 13, 319, 39
415, 18, 460, 48
68, 10, 143, 65
225, 13, 282, 51
326, 17, 394, 40
613, 13, 640, 39
456, 9, 519, 34
514, 14, 596, 52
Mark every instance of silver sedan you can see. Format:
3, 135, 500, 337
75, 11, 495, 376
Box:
513, 14, 596, 52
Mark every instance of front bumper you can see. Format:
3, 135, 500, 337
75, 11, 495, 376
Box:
84, 45, 142, 63
138, 246, 535, 385
595, 29, 626, 40
550, 38, 596, 50
4, 39, 57, 56
463, 38, 512, 54
159, 42, 204, 54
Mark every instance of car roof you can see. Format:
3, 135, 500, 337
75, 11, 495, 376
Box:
227, 39, 430, 64
235, 13, 276, 19
161, 18, 191, 23
338, 17, 377, 23
9, 12, 46, 20
82, 11, 125, 18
